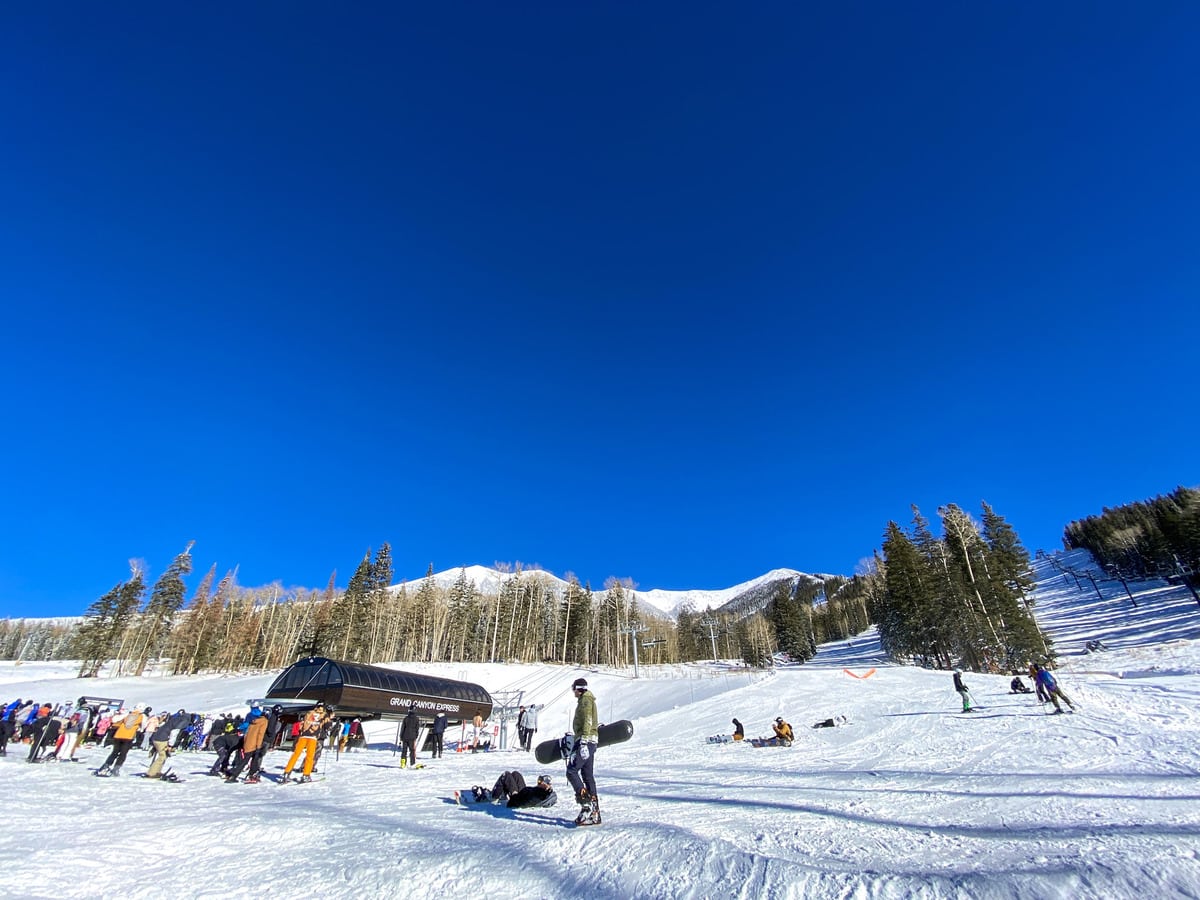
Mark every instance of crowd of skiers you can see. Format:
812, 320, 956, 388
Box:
0, 695, 376, 782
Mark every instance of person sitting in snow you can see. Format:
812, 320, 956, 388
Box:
772, 717, 794, 745
732, 718, 745, 742
1010, 675, 1033, 694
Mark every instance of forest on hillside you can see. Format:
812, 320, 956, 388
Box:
3, 491, 1195, 677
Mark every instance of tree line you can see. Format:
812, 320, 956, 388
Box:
1062, 485, 1199, 602
6, 490, 1191, 677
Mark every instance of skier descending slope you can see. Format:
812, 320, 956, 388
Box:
565, 678, 601, 826
1034, 664, 1077, 714
953, 669, 976, 712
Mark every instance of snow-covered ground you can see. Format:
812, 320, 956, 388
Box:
2, 552, 1199, 899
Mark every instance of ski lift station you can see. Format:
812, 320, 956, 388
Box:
263, 656, 493, 724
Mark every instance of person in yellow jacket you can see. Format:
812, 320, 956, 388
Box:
281, 702, 330, 783
95, 705, 148, 776
772, 717, 794, 745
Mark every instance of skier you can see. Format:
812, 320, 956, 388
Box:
732, 718, 745, 742
0, 699, 20, 756
1034, 664, 1076, 714
281, 702, 330, 783
953, 669, 974, 712
54, 700, 91, 762
1029, 662, 1049, 703
95, 705, 148, 776
429, 711, 448, 759
565, 677, 601, 826
400, 705, 420, 768
225, 706, 268, 782
147, 709, 190, 779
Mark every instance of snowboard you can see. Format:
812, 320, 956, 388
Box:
534, 720, 634, 765
748, 736, 793, 748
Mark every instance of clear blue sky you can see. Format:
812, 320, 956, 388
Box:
2, 4, 1197, 618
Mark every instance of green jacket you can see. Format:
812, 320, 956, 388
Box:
573, 690, 598, 743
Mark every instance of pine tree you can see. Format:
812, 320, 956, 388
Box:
76, 562, 146, 678
133, 542, 194, 676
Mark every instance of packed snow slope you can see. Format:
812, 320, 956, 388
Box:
2, 551, 1199, 900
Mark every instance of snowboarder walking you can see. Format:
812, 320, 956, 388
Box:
953, 669, 974, 712
565, 677, 600, 826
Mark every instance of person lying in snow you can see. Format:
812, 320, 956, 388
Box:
465, 772, 557, 809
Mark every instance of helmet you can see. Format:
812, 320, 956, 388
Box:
536, 775, 551, 787
775, 717, 783, 724
954, 668, 962, 675
572, 678, 588, 690
272, 705, 283, 715
144, 706, 152, 714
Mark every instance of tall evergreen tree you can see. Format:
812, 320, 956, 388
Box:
75, 562, 146, 678
133, 542, 194, 676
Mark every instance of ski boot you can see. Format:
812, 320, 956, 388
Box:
577, 795, 601, 826
110, 765, 121, 777
245, 775, 260, 784
297, 774, 312, 783
573, 789, 592, 825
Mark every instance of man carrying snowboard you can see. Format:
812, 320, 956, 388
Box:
566, 678, 601, 826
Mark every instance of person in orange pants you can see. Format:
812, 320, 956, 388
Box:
282, 702, 330, 783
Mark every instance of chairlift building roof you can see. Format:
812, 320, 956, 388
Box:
264, 657, 492, 723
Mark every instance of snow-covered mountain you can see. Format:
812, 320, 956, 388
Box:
395, 565, 837, 619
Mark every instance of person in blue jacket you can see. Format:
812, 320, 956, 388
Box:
1034, 664, 1076, 713
0, 700, 21, 756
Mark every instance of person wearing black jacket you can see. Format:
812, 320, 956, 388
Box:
953, 669, 974, 712
400, 706, 421, 768
147, 710, 190, 779
207, 718, 242, 776
430, 711, 447, 759
507, 774, 557, 809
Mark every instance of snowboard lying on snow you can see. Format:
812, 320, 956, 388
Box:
534, 720, 634, 765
